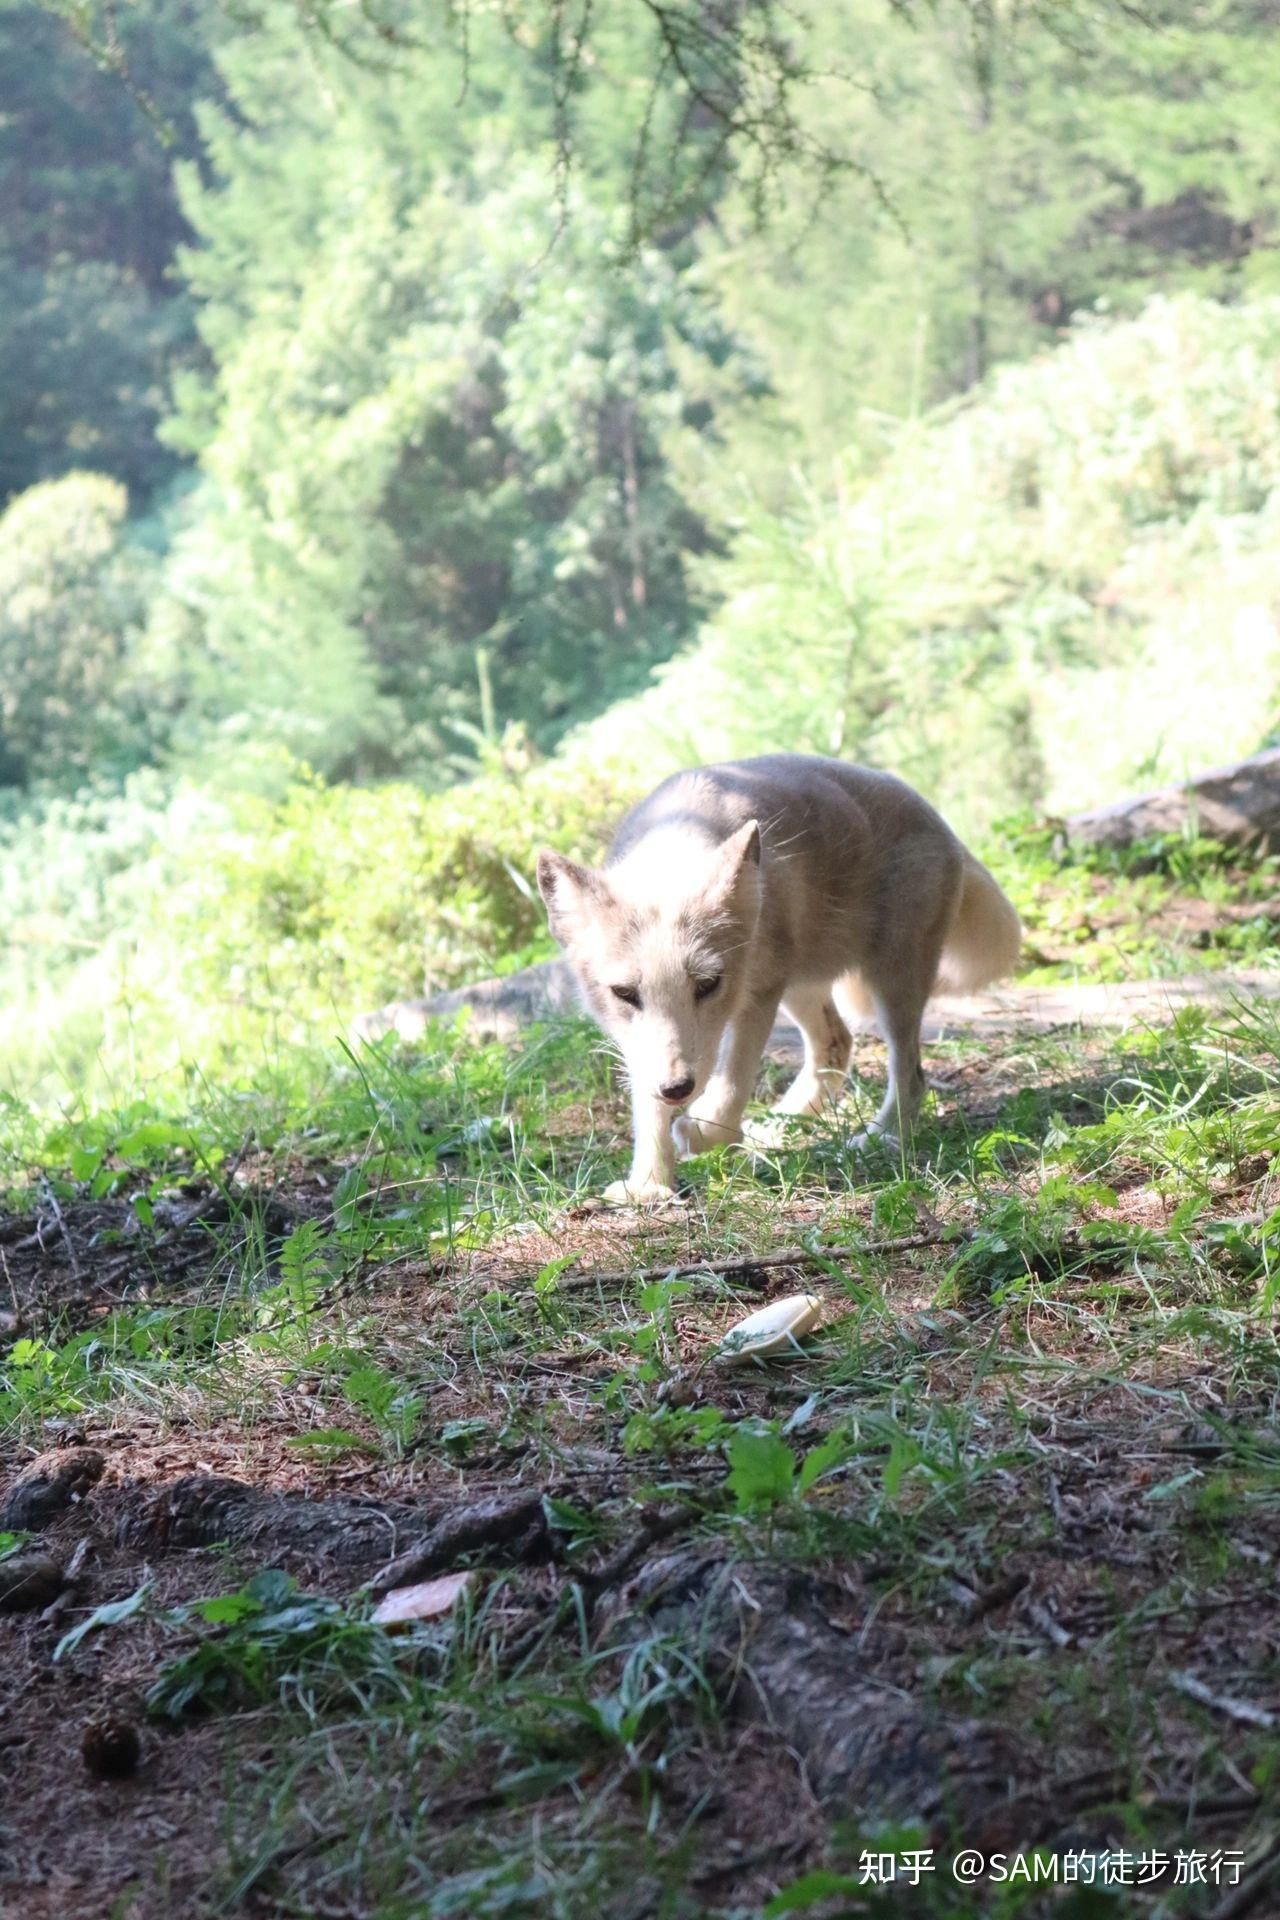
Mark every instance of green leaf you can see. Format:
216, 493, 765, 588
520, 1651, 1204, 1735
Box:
533, 1255, 579, 1295
765, 1869, 863, 1913
69, 1145, 103, 1184
244, 1569, 295, 1610
192, 1569, 294, 1625
196, 1592, 264, 1626
331, 1164, 371, 1230
726, 1422, 796, 1512
882, 1434, 925, 1500
440, 1417, 492, 1456
8, 1338, 57, 1372
798, 1429, 852, 1496
1168, 1196, 1208, 1234
55, 1581, 150, 1661
115, 1120, 190, 1162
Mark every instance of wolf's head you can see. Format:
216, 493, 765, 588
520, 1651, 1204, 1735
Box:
536, 820, 762, 1107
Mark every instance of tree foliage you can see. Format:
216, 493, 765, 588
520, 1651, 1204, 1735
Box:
151, 11, 747, 780
11, 0, 1280, 805
0, 474, 158, 787
0, 0, 216, 504
706, 0, 1280, 483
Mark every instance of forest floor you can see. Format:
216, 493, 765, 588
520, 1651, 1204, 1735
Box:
2, 965, 1280, 1919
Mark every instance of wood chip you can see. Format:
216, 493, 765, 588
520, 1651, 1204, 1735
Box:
371, 1571, 472, 1626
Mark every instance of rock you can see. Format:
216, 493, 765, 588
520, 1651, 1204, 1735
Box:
1064, 745, 1280, 853
352, 960, 580, 1045
0, 1554, 65, 1613
1, 1448, 105, 1532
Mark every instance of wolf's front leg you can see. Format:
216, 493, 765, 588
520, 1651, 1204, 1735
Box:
603, 1088, 680, 1205
673, 989, 782, 1159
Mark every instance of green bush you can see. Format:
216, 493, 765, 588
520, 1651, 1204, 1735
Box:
580, 295, 1280, 835
174, 755, 638, 1011
0, 474, 161, 788
0, 751, 639, 1108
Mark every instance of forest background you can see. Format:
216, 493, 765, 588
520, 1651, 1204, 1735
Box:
5, 0, 1280, 1113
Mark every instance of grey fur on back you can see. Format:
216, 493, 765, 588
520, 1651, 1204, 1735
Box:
607, 753, 968, 994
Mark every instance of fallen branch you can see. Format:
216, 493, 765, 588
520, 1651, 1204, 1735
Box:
549, 1209, 1268, 1295
367, 1491, 547, 1596
552, 1228, 949, 1293
1170, 1669, 1278, 1731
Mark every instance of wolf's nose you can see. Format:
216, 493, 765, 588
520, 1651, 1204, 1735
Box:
659, 1076, 695, 1105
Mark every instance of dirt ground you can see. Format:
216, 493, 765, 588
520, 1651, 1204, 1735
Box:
3, 991, 1280, 1919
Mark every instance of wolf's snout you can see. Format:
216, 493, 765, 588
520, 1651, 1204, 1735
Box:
659, 1075, 696, 1105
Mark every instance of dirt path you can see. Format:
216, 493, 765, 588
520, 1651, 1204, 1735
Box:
355, 960, 1280, 1057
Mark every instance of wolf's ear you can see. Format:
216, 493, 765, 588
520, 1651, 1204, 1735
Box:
720, 818, 762, 875
703, 818, 762, 912
536, 849, 604, 945
736, 819, 762, 868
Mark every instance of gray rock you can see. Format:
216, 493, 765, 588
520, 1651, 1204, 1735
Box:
0, 1554, 65, 1613
352, 959, 580, 1044
1065, 745, 1280, 852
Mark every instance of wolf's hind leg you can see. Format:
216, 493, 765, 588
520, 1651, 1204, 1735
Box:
851, 944, 947, 1151
773, 986, 852, 1115
741, 984, 851, 1147
673, 987, 782, 1157
851, 982, 928, 1148
847, 852, 958, 1153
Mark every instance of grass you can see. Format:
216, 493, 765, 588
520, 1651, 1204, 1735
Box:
2, 974, 1279, 1917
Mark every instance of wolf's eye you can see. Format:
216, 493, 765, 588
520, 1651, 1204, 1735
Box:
610, 984, 641, 1009
693, 974, 721, 1001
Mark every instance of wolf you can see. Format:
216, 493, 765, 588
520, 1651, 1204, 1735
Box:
536, 754, 1020, 1203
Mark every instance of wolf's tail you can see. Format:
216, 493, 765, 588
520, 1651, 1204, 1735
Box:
934, 853, 1021, 994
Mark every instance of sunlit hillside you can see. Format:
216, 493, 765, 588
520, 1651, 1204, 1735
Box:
580, 295, 1280, 833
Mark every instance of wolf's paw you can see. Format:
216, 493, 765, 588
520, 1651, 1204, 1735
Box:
743, 1112, 811, 1152
846, 1125, 899, 1157
673, 1114, 743, 1157
601, 1177, 681, 1208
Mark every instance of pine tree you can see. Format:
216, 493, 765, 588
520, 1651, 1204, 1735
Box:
157, 9, 746, 779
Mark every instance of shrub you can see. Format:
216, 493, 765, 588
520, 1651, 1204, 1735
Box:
0, 474, 160, 788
